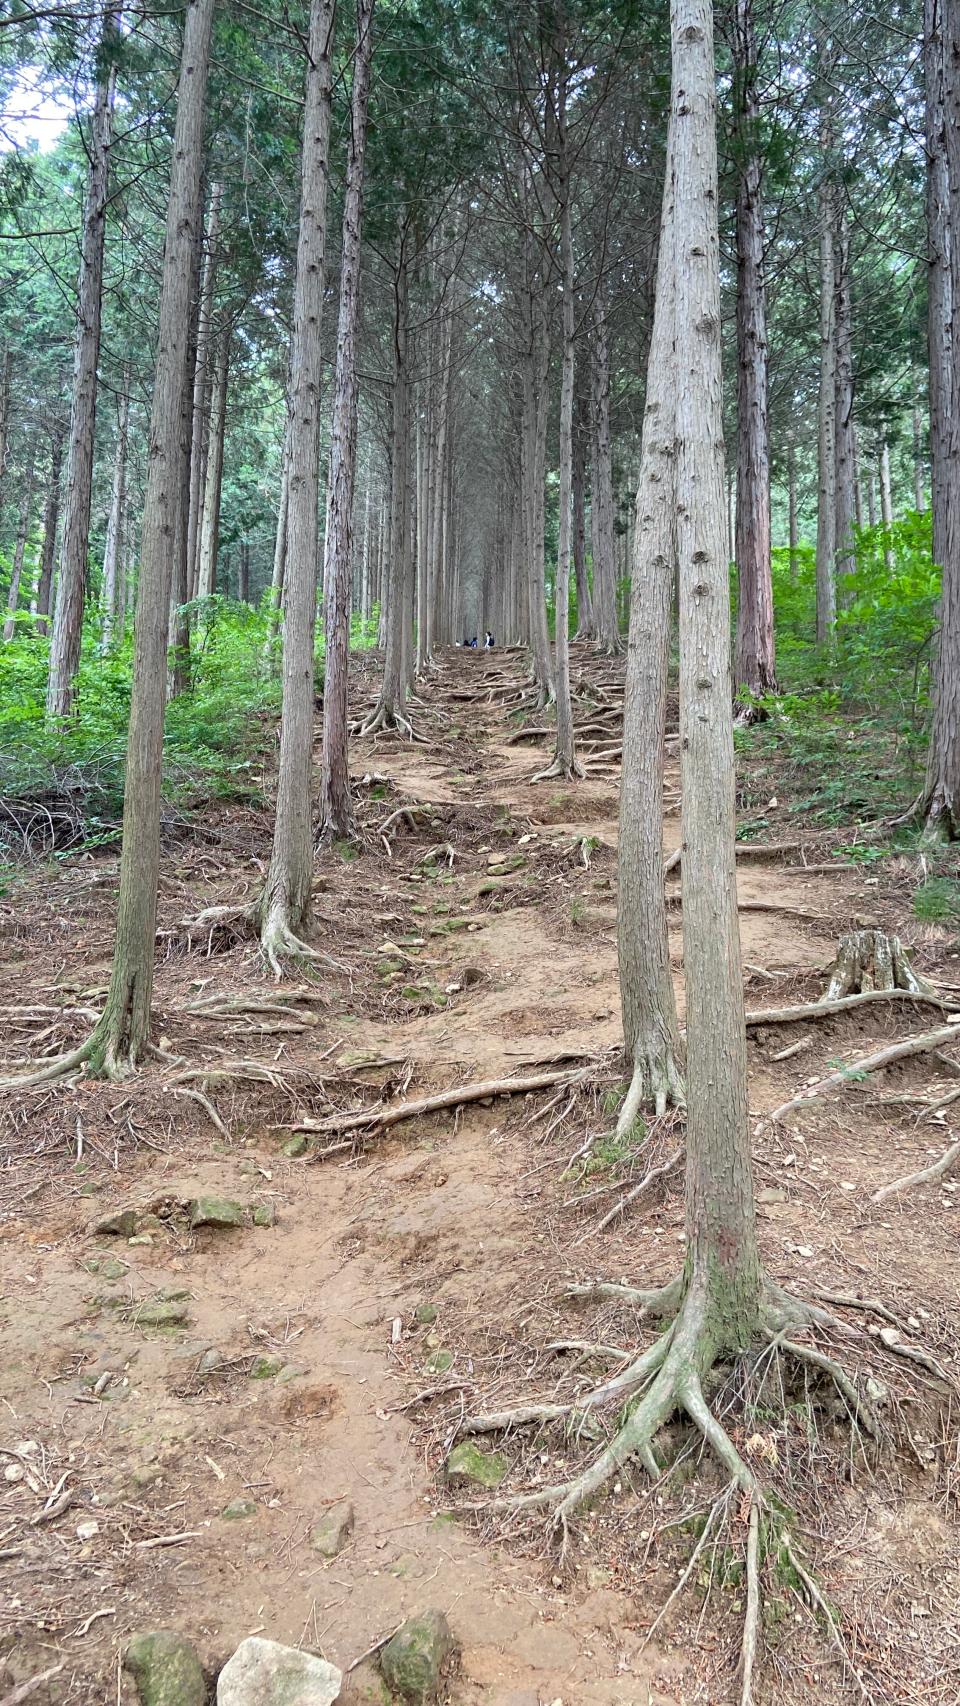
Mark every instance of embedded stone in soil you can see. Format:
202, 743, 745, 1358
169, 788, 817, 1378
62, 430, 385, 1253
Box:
309, 1497, 354, 1557
444, 1439, 507, 1488
379, 1609, 456, 1704
188, 1196, 246, 1229
216, 1636, 341, 1705
124, 1630, 206, 1706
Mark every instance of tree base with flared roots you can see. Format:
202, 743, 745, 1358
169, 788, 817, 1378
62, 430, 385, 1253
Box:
617, 1030, 686, 1131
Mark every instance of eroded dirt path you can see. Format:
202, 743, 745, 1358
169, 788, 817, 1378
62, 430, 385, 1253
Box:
1, 645, 958, 1705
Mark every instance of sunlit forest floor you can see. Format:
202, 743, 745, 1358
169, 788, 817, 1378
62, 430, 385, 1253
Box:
1, 644, 958, 1704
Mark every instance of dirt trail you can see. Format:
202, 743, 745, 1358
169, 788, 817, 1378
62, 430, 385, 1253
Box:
1, 645, 958, 1706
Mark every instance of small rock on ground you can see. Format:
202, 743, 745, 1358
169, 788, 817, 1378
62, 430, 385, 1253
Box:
216, 1636, 341, 1705
125, 1631, 206, 1706
189, 1197, 246, 1229
379, 1609, 455, 1703
444, 1439, 507, 1488
309, 1498, 354, 1558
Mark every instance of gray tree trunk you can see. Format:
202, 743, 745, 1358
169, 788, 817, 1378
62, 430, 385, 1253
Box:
0, 349, 11, 514
257, 0, 335, 968
914, 405, 927, 513
46, 7, 117, 716
617, 106, 683, 1128
589, 309, 621, 654
787, 442, 798, 579
815, 162, 837, 643
732, 0, 775, 710
3, 449, 35, 642
673, 0, 760, 1333
922, 0, 960, 839
101, 373, 130, 649
186, 181, 222, 600
572, 379, 593, 638
196, 327, 229, 598
87, 0, 215, 1073
35, 429, 64, 634
834, 216, 857, 584
319, 0, 376, 839
926, 0, 950, 571
879, 438, 894, 569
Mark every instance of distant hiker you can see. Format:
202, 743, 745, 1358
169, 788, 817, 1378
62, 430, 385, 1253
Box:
468, 635, 478, 648
484, 630, 494, 648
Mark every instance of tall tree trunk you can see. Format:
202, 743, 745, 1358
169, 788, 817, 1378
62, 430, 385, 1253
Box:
171, 197, 206, 698
572, 379, 593, 638
673, 0, 760, 1339
196, 327, 229, 599
238, 540, 250, 602
35, 429, 64, 634
257, 0, 335, 969
3, 450, 36, 643
853, 424, 864, 528
319, 0, 375, 839
589, 309, 621, 654
0, 349, 11, 514
46, 6, 117, 717
732, 0, 775, 712
264, 436, 290, 661
879, 438, 894, 569
834, 215, 857, 585
922, 0, 960, 839
539, 52, 580, 780
617, 106, 683, 1130
914, 404, 927, 513
866, 464, 877, 528
815, 161, 837, 643
787, 442, 798, 579
101, 373, 130, 650
186, 182, 223, 601
84, 0, 215, 1075
926, 0, 950, 571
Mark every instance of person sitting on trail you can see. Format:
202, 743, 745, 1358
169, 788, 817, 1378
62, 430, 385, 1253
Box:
484, 630, 494, 648
468, 635, 478, 647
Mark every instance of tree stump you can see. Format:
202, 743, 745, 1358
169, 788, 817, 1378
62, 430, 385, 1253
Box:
825, 928, 932, 1001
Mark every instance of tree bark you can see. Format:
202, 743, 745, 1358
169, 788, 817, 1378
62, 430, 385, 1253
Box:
913, 405, 927, 513
319, 0, 375, 839
257, 0, 335, 966
673, 0, 760, 1336
171, 196, 206, 697
879, 438, 894, 569
0, 349, 11, 515
186, 181, 222, 601
86, 0, 215, 1074
589, 309, 621, 654
926, 0, 950, 571
541, 50, 579, 779
196, 326, 229, 599
3, 449, 35, 643
922, 0, 960, 839
732, 0, 776, 711
572, 378, 593, 638
617, 105, 683, 1125
815, 76, 837, 644
834, 215, 857, 585
101, 372, 130, 649
787, 442, 798, 579
46, 5, 117, 717
238, 540, 250, 602
34, 429, 64, 634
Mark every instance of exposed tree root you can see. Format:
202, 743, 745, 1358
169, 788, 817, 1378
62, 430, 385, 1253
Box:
355, 702, 427, 741
529, 753, 585, 784
744, 987, 960, 1027
770, 1021, 960, 1123
872, 1135, 960, 1204
825, 927, 932, 1001
617, 1038, 685, 1130
665, 839, 803, 876
294, 1062, 595, 1145
259, 910, 340, 982
585, 1147, 683, 1237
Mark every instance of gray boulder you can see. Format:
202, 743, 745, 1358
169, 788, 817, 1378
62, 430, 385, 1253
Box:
217, 1637, 341, 1705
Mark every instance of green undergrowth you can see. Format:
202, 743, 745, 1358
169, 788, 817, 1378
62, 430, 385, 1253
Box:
0, 597, 291, 855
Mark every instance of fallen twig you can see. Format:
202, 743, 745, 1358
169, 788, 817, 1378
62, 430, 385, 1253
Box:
298, 1065, 593, 1143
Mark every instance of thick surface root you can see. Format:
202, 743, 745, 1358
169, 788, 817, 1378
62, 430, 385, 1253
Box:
529, 753, 584, 784
617, 1040, 685, 1130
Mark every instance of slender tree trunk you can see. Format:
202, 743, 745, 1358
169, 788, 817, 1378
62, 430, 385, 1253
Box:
834, 216, 857, 585
186, 182, 222, 601
264, 437, 290, 660
171, 199, 206, 697
46, 6, 117, 717
35, 430, 64, 634
3, 451, 36, 642
732, 0, 775, 711
853, 424, 864, 528
617, 106, 683, 1127
914, 405, 927, 513
238, 540, 250, 602
589, 309, 621, 654
866, 465, 877, 528
85, 0, 215, 1075
922, 0, 960, 839
0, 349, 11, 514
815, 158, 837, 643
541, 54, 579, 779
572, 379, 593, 638
101, 374, 130, 650
879, 439, 894, 569
319, 0, 375, 839
927, 0, 950, 570
673, 0, 760, 1338
196, 327, 229, 599
257, 0, 335, 967
787, 442, 798, 579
